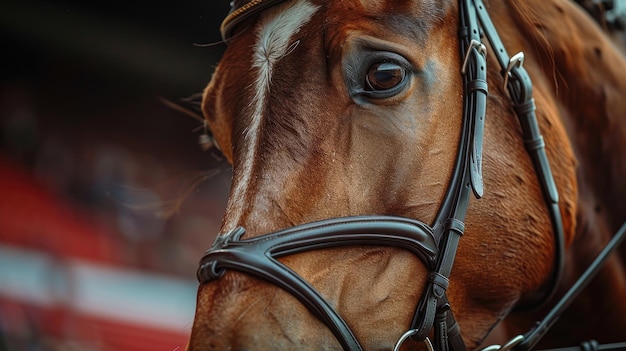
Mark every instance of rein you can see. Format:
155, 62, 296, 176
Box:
198, 0, 626, 350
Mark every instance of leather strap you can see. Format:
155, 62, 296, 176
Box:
198, 216, 439, 351
435, 304, 451, 351
474, 0, 565, 308
514, 221, 626, 351
538, 341, 626, 351
407, 0, 486, 347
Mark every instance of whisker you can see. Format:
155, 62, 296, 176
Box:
193, 40, 226, 47
158, 96, 205, 123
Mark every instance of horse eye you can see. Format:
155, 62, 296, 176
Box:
365, 62, 406, 92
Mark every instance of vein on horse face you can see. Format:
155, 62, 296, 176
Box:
227, 0, 319, 230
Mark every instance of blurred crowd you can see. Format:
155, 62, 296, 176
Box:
1, 0, 230, 350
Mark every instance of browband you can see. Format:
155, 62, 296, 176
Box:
221, 0, 288, 41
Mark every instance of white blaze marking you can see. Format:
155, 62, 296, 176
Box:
226, 0, 319, 229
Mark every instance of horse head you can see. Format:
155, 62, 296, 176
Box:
188, 0, 626, 350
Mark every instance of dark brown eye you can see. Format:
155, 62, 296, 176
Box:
365, 62, 406, 91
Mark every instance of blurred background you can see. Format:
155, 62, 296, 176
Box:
1, 1, 625, 351
1, 1, 230, 350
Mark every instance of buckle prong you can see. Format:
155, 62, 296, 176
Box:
503, 52, 525, 89
461, 39, 487, 75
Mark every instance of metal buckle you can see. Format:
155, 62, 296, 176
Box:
502, 52, 525, 89
393, 329, 434, 351
480, 334, 525, 351
461, 39, 487, 75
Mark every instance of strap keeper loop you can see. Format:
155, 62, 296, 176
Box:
445, 218, 465, 236
524, 136, 545, 152
429, 272, 450, 291
514, 98, 536, 115
469, 79, 489, 94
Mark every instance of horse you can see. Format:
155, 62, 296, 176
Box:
187, 0, 626, 350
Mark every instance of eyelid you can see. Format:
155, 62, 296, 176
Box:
350, 35, 422, 66
362, 51, 413, 71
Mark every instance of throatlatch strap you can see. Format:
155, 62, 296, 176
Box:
516, 221, 626, 351
474, 0, 565, 308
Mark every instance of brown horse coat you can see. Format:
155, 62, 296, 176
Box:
189, 0, 626, 349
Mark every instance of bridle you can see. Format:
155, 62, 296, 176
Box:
197, 0, 626, 350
